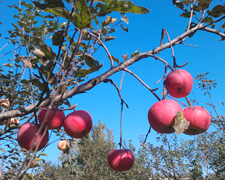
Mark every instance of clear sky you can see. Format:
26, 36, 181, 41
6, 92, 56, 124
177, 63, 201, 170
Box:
0, 0, 225, 164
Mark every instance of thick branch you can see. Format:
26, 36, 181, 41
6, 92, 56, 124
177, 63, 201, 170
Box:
0, 24, 203, 121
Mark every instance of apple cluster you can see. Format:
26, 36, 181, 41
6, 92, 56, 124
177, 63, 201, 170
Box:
17, 108, 93, 153
148, 69, 211, 135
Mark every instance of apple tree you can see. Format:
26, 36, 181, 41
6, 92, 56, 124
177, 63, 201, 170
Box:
0, 0, 225, 179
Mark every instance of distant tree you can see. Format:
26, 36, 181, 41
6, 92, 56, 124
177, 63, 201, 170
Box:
36, 121, 154, 179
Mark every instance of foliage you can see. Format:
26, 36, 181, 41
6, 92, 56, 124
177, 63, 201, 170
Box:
35, 121, 154, 179
0, 0, 225, 179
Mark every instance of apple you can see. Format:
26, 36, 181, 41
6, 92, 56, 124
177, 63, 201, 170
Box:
165, 69, 193, 98
17, 123, 49, 151
183, 106, 211, 135
108, 149, 134, 171
63, 110, 92, 138
57, 140, 69, 151
38, 107, 65, 130
148, 99, 182, 133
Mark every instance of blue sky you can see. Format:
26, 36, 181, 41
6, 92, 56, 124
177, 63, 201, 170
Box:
0, 0, 225, 165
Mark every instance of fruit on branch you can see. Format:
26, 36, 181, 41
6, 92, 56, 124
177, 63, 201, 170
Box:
183, 106, 211, 135
165, 69, 193, 98
63, 110, 92, 138
17, 123, 49, 151
108, 149, 134, 171
57, 140, 69, 151
148, 99, 182, 133
38, 107, 65, 130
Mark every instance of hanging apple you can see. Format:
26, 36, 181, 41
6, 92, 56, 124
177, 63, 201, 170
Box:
165, 69, 193, 98
108, 149, 134, 171
38, 107, 65, 130
148, 99, 182, 133
63, 110, 92, 138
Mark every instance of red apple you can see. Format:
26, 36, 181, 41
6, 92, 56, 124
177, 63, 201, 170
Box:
38, 107, 65, 130
148, 99, 182, 133
165, 69, 193, 98
17, 123, 49, 151
57, 140, 69, 150
183, 106, 211, 135
63, 110, 92, 138
108, 149, 134, 171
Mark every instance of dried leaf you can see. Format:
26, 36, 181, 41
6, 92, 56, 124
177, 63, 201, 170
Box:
173, 111, 190, 136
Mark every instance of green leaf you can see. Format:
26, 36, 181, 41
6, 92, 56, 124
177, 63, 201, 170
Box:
180, 12, 192, 18
198, 0, 212, 10
207, 5, 225, 18
72, 0, 92, 29
103, 36, 116, 42
45, 7, 72, 21
34, 0, 64, 10
52, 30, 64, 46
131, 49, 139, 57
98, 1, 150, 16
172, 0, 185, 10
108, 55, 119, 63
81, 54, 100, 67
180, 1, 191, 6
203, 16, 213, 24
33, 37, 56, 60
173, 111, 190, 136
31, 79, 45, 91
75, 64, 103, 77
120, 24, 128, 32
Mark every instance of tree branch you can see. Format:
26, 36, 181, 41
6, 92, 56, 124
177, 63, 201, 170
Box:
0, 24, 203, 121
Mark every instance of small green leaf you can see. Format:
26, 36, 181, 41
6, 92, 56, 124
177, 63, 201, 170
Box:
131, 49, 139, 57
98, 1, 150, 16
173, 111, 190, 136
81, 54, 100, 67
31, 79, 45, 91
72, 0, 92, 29
198, 0, 212, 10
33, 37, 56, 60
34, 0, 64, 10
108, 55, 119, 63
75, 64, 103, 77
120, 24, 128, 32
103, 36, 116, 42
207, 5, 225, 18
203, 17, 213, 24
52, 30, 64, 46
172, 0, 185, 10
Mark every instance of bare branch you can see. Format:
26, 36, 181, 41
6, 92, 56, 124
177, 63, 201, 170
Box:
124, 68, 160, 101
